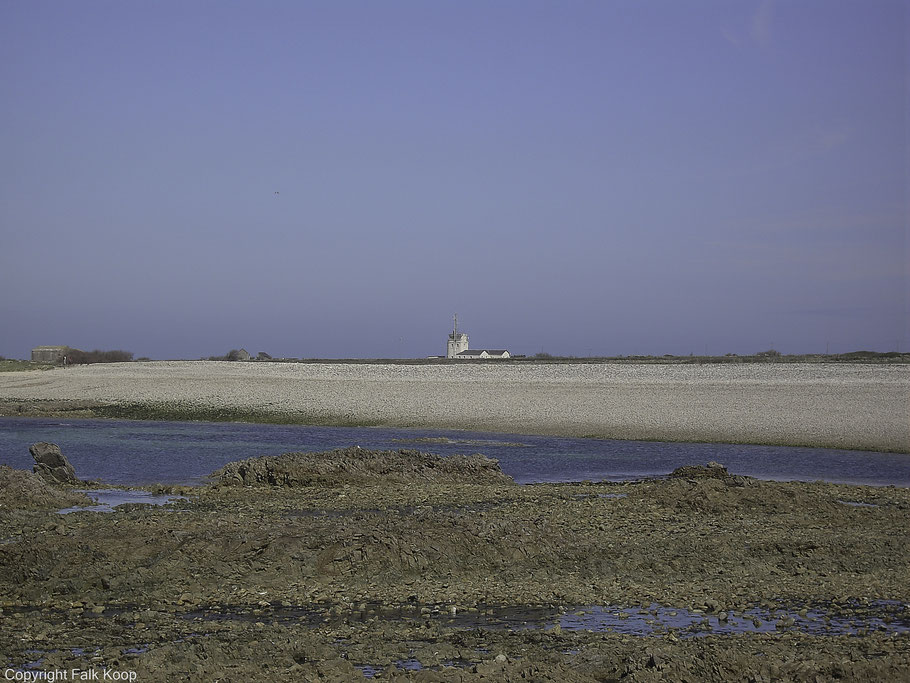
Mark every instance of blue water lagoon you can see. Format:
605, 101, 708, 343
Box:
1, 417, 908, 487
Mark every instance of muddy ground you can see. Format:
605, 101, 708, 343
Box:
1, 449, 908, 681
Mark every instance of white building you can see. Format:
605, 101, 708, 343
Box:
455, 349, 511, 360
446, 315, 469, 358
445, 315, 509, 359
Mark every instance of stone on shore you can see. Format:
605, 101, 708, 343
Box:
30, 442, 80, 485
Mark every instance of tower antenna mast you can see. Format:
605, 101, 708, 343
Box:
453, 313, 457, 337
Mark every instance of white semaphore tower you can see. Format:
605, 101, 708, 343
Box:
446, 314, 469, 358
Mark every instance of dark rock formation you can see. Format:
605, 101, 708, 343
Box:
30, 442, 80, 485
670, 461, 729, 479
212, 446, 514, 488
669, 461, 751, 487
0, 465, 90, 510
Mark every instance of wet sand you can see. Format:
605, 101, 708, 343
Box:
0, 360, 908, 451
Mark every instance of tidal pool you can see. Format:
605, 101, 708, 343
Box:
57, 489, 188, 514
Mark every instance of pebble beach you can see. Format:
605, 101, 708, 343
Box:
1, 360, 907, 452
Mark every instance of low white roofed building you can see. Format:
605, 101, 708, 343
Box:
455, 349, 511, 359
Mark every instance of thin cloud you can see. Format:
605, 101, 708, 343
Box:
720, 26, 741, 47
718, 122, 855, 181
704, 240, 904, 282
782, 306, 877, 317
721, 2, 773, 49
751, 0, 774, 47
816, 126, 850, 151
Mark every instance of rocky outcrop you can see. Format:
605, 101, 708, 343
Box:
212, 446, 514, 488
669, 461, 750, 486
30, 442, 80, 485
670, 461, 729, 479
0, 465, 90, 510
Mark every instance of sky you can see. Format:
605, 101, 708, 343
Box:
1, 0, 907, 359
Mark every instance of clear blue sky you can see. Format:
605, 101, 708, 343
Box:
1, 1, 907, 359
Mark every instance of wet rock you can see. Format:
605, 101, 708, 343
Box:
646, 649, 667, 670
29, 442, 79, 485
475, 657, 507, 676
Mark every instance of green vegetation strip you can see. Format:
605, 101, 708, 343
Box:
0, 360, 55, 372
92, 402, 384, 428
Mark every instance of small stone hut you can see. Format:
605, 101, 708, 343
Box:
31, 346, 71, 363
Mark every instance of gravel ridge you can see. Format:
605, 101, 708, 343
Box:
0, 360, 907, 451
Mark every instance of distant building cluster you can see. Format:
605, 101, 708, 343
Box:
32, 323, 510, 364
445, 316, 510, 360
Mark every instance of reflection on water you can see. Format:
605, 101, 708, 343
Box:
58, 489, 188, 514
14, 598, 908, 678
1, 417, 909, 487
180, 599, 910, 638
